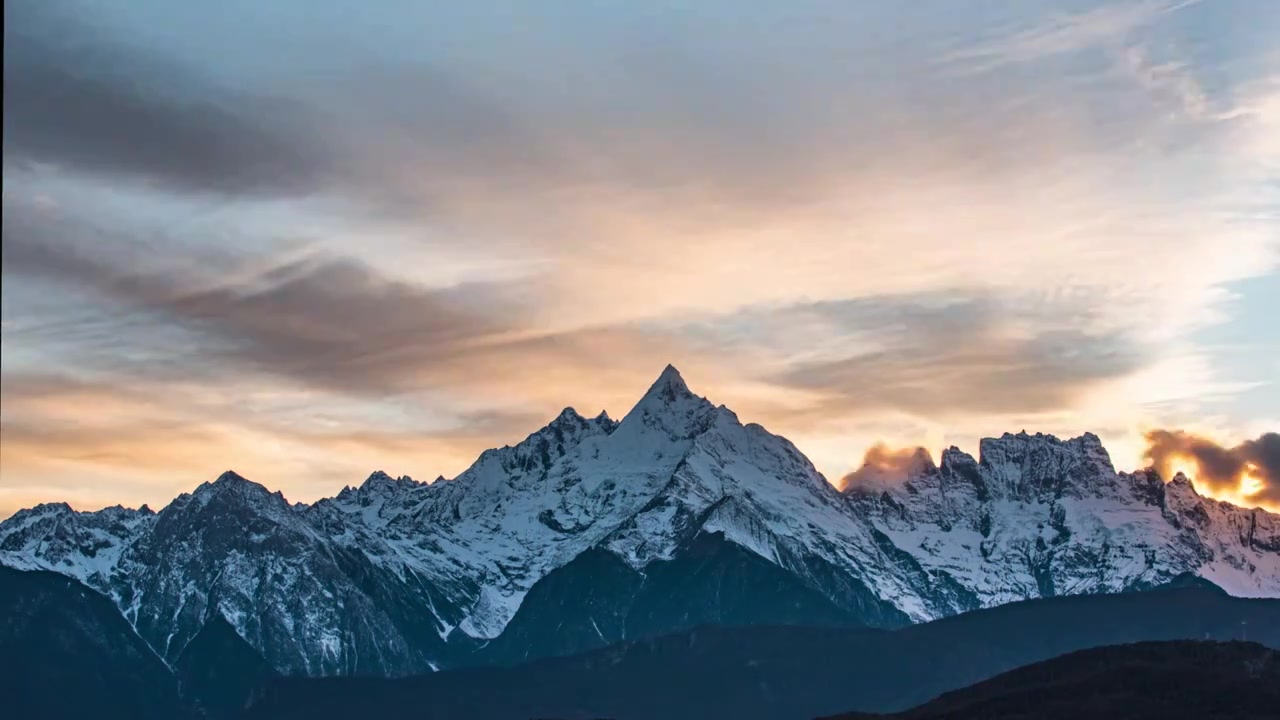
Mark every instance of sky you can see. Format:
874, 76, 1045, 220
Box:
2, 0, 1278, 519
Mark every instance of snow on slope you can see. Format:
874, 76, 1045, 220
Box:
2, 366, 1277, 675
0, 502, 153, 593
2, 474, 471, 675
1161, 472, 1280, 596
844, 431, 1280, 607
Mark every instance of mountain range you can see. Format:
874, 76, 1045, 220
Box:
2, 365, 1277, 679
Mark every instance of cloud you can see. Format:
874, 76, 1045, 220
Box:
1144, 429, 1280, 508
0, 370, 552, 518
3, 0, 1164, 234
1, 201, 530, 394
3, 0, 869, 218
0, 191, 769, 414
762, 292, 1146, 419
0, 198, 1203, 499
1118, 45, 1213, 121
3, 0, 335, 196
839, 444, 935, 492
946, 0, 1198, 71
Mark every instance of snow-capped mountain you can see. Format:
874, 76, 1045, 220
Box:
844, 432, 1280, 604
0, 473, 465, 675
1, 366, 1277, 676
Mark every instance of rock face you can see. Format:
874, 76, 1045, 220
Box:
1, 366, 1278, 676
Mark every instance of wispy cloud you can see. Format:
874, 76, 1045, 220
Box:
945, 0, 1200, 71
2, 200, 533, 394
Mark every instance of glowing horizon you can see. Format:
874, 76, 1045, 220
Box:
2, 365, 1275, 518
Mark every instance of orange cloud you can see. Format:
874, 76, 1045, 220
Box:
0, 374, 525, 517
1144, 429, 1280, 512
839, 444, 935, 492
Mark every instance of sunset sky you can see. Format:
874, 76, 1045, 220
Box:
3, 0, 1278, 518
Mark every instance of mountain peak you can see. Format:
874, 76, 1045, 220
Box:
30, 501, 74, 516
614, 364, 716, 440
643, 364, 694, 403
622, 361, 711, 417
214, 470, 250, 485
543, 407, 617, 437
192, 470, 277, 507
358, 470, 422, 493
555, 406, 585, 423
360, 470, 395, 490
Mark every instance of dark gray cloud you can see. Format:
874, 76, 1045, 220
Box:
767, 293, 1145, 417
2, 0, 1108, 221
1, 202, 527, 394
3, 0, 335, 196
1145, 430, 1280, 507
156, 259, 523, 392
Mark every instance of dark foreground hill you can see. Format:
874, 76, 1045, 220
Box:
4, 560, 1276, 720
0, 566, 191, 720
242, 585, 1279, 720
823, 640, 1280, 720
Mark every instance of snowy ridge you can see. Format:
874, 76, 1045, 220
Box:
0, 501, 154, 596
2, 367, 1278, 675
844, 431, 1280, 605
